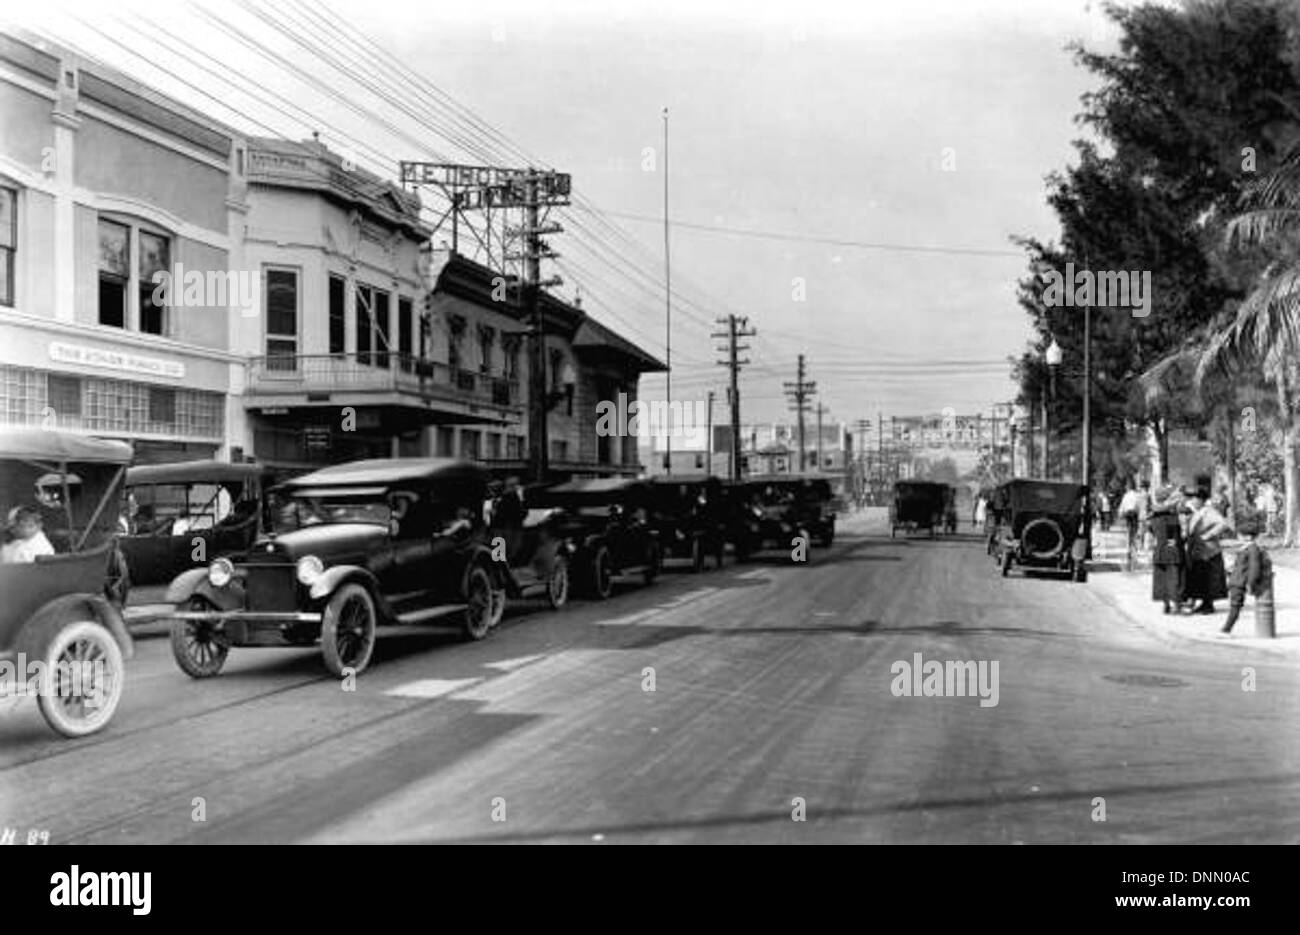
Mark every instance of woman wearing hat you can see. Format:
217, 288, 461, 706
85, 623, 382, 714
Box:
1184, 489, 1230, 614
1149, 485, 1185, 614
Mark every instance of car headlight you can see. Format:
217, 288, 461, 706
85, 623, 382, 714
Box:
296, 554, 324, 586
207, 557, 234, 588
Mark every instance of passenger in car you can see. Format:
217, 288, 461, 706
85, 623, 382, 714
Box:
1, 505, 55, 563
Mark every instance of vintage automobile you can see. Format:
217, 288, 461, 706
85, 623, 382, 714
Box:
166, 458, 502, 679
0, 427, 133, 737
120, 460, 273, 588
889, 481, 947, 538
528, 478, 662, 599
989, 478, 1091, 582
645, 474, 728, 572
942, 485, 959, 535
730, 475, 835, 560
485, 482, 574, 611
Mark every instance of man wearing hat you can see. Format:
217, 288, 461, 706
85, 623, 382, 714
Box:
1148, 484, 1185, 614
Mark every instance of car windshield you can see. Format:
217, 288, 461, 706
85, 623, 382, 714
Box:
272, 494, 391, 532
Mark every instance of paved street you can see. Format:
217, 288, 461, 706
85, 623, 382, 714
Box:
3, 509, 1296, 844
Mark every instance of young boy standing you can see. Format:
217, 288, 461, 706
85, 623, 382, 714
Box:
1221, 517, 1274, 635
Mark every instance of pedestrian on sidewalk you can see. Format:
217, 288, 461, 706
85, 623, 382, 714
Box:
1097, 490, 1112, 532
1184, 489, 1230, 614
1149, 486, 1185, 615
1221, 516, 1274, 636
1119, 482, 1142, 555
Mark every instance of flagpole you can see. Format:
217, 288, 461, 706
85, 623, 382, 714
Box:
662, 106, 672, 475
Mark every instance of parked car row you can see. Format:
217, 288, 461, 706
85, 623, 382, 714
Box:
1, 433, 842, 738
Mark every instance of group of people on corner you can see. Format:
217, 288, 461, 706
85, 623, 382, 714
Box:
1145, 483, 1273, 636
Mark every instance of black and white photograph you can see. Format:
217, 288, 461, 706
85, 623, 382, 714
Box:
0, 0, 1295, 872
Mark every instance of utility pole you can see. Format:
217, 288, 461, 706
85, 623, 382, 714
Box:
784, 354, 816, 473
706, 389, 714, 475
713, 315, 755, 481
662, 107, 673, 476
815, 403, 827, 472
878, 411, 884, 488
522, 169, 564, 484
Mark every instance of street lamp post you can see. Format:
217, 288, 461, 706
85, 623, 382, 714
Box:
1045, 338, 1062, 480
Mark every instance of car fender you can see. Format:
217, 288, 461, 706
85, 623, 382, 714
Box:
167, 569, 245, 612
461, 548, 498, 593
17, 593, 134, 662
308, 565, 382, 604
165, 568, 210, 605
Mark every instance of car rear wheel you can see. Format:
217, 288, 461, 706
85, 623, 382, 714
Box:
321, 584, 378, 677
170, 598, 229, 678
546, 555, 570, 609
462, 565, 494, 640
589, 546, 614, 599
32, 618, 126, 738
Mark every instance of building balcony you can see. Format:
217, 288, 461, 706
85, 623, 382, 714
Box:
244, 353, 522, 423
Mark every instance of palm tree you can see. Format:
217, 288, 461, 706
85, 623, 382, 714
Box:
1196, 143, 1300, 544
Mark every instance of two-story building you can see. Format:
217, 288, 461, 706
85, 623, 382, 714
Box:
0, 31, 241, 462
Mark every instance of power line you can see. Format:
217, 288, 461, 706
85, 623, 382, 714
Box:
570, 205, 1026, 258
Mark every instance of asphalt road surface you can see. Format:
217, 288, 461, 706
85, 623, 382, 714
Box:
2, 509, 1297, 843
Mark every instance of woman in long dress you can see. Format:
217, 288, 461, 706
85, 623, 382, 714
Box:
1184, 490, 1230, 614
1148, 487, 1185, 614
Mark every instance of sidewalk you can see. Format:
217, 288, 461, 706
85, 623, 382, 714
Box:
1086, 525, 1300, 659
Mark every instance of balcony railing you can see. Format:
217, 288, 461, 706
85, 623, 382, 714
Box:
247, 353, 520, 408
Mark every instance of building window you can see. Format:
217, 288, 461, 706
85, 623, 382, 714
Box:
503, 336, 520, 380
478, 324, 495, 374
508, 435, 524, 460
398, 297, 413, 372
355, 284, 391, 368
485, 433, 501, 459
148, 386, 176, 425
549, 349, 563, 391
373, 289, 390, 369
138, 230, 169, 335
47, 373, 81, 420
265, 268, 298, 371
436, 426, 454, 457
328, 275, 346, 355
461, 429, 480, 460
549, 439, 569, 462
98, 219, 129, 328
0, 186, 15, 307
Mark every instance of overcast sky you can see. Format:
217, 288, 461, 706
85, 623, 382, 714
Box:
18, 0, 1125, 426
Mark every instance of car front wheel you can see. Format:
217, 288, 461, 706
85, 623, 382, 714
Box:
32, 618, 126, 738
462, 565, 494, 640
547, 555, 570, 609
321, 583, 378, 677
170, 598, 229, 678
589, 546, 614, 599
